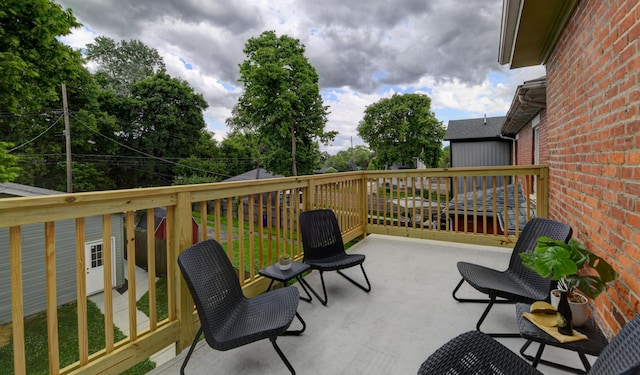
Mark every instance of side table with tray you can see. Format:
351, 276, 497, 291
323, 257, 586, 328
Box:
516, 303, 608, 374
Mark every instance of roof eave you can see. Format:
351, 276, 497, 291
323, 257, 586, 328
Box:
501, 77, 547, 136
498, 0, 580, 68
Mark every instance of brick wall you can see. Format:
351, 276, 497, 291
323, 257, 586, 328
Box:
545, 0, 640, 336
515, 110, 548, 192
516, 123, 533, 165
537, 110, 549, 165
515, 110, 549, 166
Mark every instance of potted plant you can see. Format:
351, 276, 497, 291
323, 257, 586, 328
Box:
520, 236, 618, 326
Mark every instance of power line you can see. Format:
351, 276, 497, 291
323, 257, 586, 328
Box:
8, 115, 64, 152
70, 113, 233, 178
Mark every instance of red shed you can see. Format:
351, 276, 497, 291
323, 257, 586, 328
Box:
136, 207, 198, 244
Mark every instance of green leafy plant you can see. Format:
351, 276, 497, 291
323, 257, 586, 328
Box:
520, 237, 618, 300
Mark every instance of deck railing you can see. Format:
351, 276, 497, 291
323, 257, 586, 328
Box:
0, 166, 548, 374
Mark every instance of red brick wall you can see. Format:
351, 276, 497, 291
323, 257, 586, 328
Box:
538, 110, 549, 165
516, 123, 533, 165
545, 0, 640, 336
515, 110, 548, 166
515, 110, 548, 191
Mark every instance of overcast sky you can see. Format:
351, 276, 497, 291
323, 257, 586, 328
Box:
57, 0, 545, 154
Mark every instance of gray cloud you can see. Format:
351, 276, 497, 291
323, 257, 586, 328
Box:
61, 0, 504, 92
58, 0, 545, 150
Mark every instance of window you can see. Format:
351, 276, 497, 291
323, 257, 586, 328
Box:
90, 243, 103, 268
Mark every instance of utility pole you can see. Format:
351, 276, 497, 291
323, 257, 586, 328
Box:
62, 83, 72, 193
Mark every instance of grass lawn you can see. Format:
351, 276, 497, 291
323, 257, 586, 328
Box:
137, 277, 169, 322
0, 300, 155, 375
192, 211, 299, 271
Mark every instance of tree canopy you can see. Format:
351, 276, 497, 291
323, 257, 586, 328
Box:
357, 93, 445, 169
108, 71, 210, 187
0, 0, 81, 114
3, 3, 359, 190
324, 145, 373, 172
85, 36, 166, 97
230, 30, 335, 176
1, 1, 215, 191
0, 142, 20, 183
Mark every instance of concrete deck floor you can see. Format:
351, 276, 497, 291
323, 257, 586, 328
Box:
149, 234, 596, 375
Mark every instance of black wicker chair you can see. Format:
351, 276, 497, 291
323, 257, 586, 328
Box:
418, 331, 543, 375
177, 239, 305, 375
418, 315, 640, 375
452, 217, 572, 336
299, 209, 371, 306
588, 315, 640, 375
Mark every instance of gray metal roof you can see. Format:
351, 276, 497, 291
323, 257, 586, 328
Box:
222, 168, 281, 182
446, 183, 536, 235
0, 182, 63, 197
445, 116, 507, 141
501, 76, 546, 136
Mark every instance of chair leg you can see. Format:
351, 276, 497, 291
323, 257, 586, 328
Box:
452, 278, 514, 304
296, 275, 316, 303
475, 296, 495, 331
336, 263, 372, 293
270, 337, 296, 375
180, 326, 204, 375
283, 312, 306, 336
309, 265, 371, 306
307, 271, 328, 306
476, 296, 521, 338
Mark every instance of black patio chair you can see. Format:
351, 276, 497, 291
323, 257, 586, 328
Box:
299, 209, 371, 306
418, 315, 640, 375
177, 239, 305, 375
452, 217, 572, 336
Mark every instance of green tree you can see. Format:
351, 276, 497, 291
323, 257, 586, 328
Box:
0, 0, 81, 113
85, 36, 166, 97
231, 30, 335, 176
0, 142, 20, 183
325, 146, 373, 172
2, 69, 120, 192
218, 130, 260, 177
441, 145, 451, 168
0, 35, 121, 192
357, 93, 445, 169
173, 130, 229, 184
109, 71, 209, 187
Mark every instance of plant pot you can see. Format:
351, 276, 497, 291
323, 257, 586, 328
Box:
278, 256, 291, 271
550, 289, 589, 327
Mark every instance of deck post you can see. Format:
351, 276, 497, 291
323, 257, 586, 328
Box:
175, 191, 195, 353
537, 166, 549, 218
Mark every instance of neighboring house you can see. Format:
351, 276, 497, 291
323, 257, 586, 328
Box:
445, 116, 510, 168
221, 167, 283, 208
445, 116, 510, 193
502, 76, 547, 198
222, 168, 285, 225
499, 0, 639, 335
221, 168, 280, 182
0, 183, 125, 324
390, 157, 425, 170
444, 116, 525, 232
